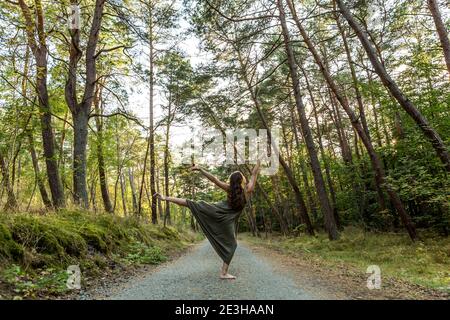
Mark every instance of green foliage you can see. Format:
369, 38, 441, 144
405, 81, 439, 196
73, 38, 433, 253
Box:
2, 264, 69, 298
124, 242, 167, 265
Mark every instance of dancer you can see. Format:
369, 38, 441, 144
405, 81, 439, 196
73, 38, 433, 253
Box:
155, 160, 261, 279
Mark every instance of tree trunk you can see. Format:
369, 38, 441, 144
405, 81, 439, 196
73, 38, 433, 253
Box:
72, 109, 90, 208
36, 55, 66, 208
94, 86, 113, 213
27, 132, 52, 208
246, 207, 257, 237
163, 119, 171, 226
129, 168, 138, 214
90, 172, 97, 212
119, 172, 127, 216
0, 151, 17, 211
148, 3, 158, 224
21, 43, 52, 209
311, 95, 341, 229
139, 132, 150, 216
278, 0, 338, 240
18, 0, 66, 209
427, 0, 450, 77
300, 69, 342, 229
289, 100, 318, 223
156, 168, 164, 219
335, 0, 450, 172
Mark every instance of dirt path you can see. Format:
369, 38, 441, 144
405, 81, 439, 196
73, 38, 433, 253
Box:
97, 240, 340, 300
88, 238, 446, 300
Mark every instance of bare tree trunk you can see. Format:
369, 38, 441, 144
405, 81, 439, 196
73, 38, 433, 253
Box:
138, 132, 150, 216
18, 0, 65, 208
156, 168, 164, 219
0, 151, 17, 211
148, 3, 158, 224
302, 77, 342, 228
90, 172, 98, 212
129, 168, 138, 214
21, 44, 52, 209
14, 153, 21, 203
163, 114, 171, 226
335, 0, 450, 172
27, 132, 52, 208
143, 171, 153, 222
329, 89, 352, 165
93, 85, 113, 213
427, 0, 450, 77
58, 110, 69, 168
119, 172, 127, 216
289, 100, 318, 222
320, 43, 353, 166
278, 0, 337, 240
71, 108, 90, 207
311, 94, 341, 229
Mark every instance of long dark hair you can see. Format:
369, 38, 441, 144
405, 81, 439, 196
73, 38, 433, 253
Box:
227, 171, 246, 211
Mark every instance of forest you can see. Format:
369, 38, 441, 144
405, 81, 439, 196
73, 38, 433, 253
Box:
0, 0, 449, 300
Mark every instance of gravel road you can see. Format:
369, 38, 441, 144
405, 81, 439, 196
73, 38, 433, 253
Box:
109, 240, 323, 300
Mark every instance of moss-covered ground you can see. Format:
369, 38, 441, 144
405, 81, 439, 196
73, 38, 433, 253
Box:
0, 210, 200, 299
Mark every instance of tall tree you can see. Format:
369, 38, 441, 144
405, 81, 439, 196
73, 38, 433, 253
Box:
135, 0, 179, 223
16, 0, 65, 208
335, 0, 450, 172
427, 0, 450, 77
20, 44, 52, 209
277, 0, 338, 240
285, 0, 418, 240
66, 0, 106, 208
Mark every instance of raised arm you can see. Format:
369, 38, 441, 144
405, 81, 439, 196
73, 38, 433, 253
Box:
246, 160, 261, 194
191, 165, 230, 192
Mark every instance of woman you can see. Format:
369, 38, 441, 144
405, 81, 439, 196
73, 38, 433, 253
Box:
155, 160, 261, 279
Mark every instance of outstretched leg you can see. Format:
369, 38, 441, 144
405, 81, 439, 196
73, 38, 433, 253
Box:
220, 262, 236, 280
154, 193, 187, 207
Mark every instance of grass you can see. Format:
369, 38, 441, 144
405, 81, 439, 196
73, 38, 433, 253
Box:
242, 227, 450, 292
0, 210, 200, 299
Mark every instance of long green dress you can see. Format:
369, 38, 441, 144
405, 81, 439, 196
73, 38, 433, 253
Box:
186, 199, 243, 264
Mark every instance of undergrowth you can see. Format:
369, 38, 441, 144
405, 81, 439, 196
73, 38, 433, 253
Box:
242, 227, 450, 292
0, 210, 198, 299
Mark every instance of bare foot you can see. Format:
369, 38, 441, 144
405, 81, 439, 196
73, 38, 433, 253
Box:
220, 273, 236, 280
